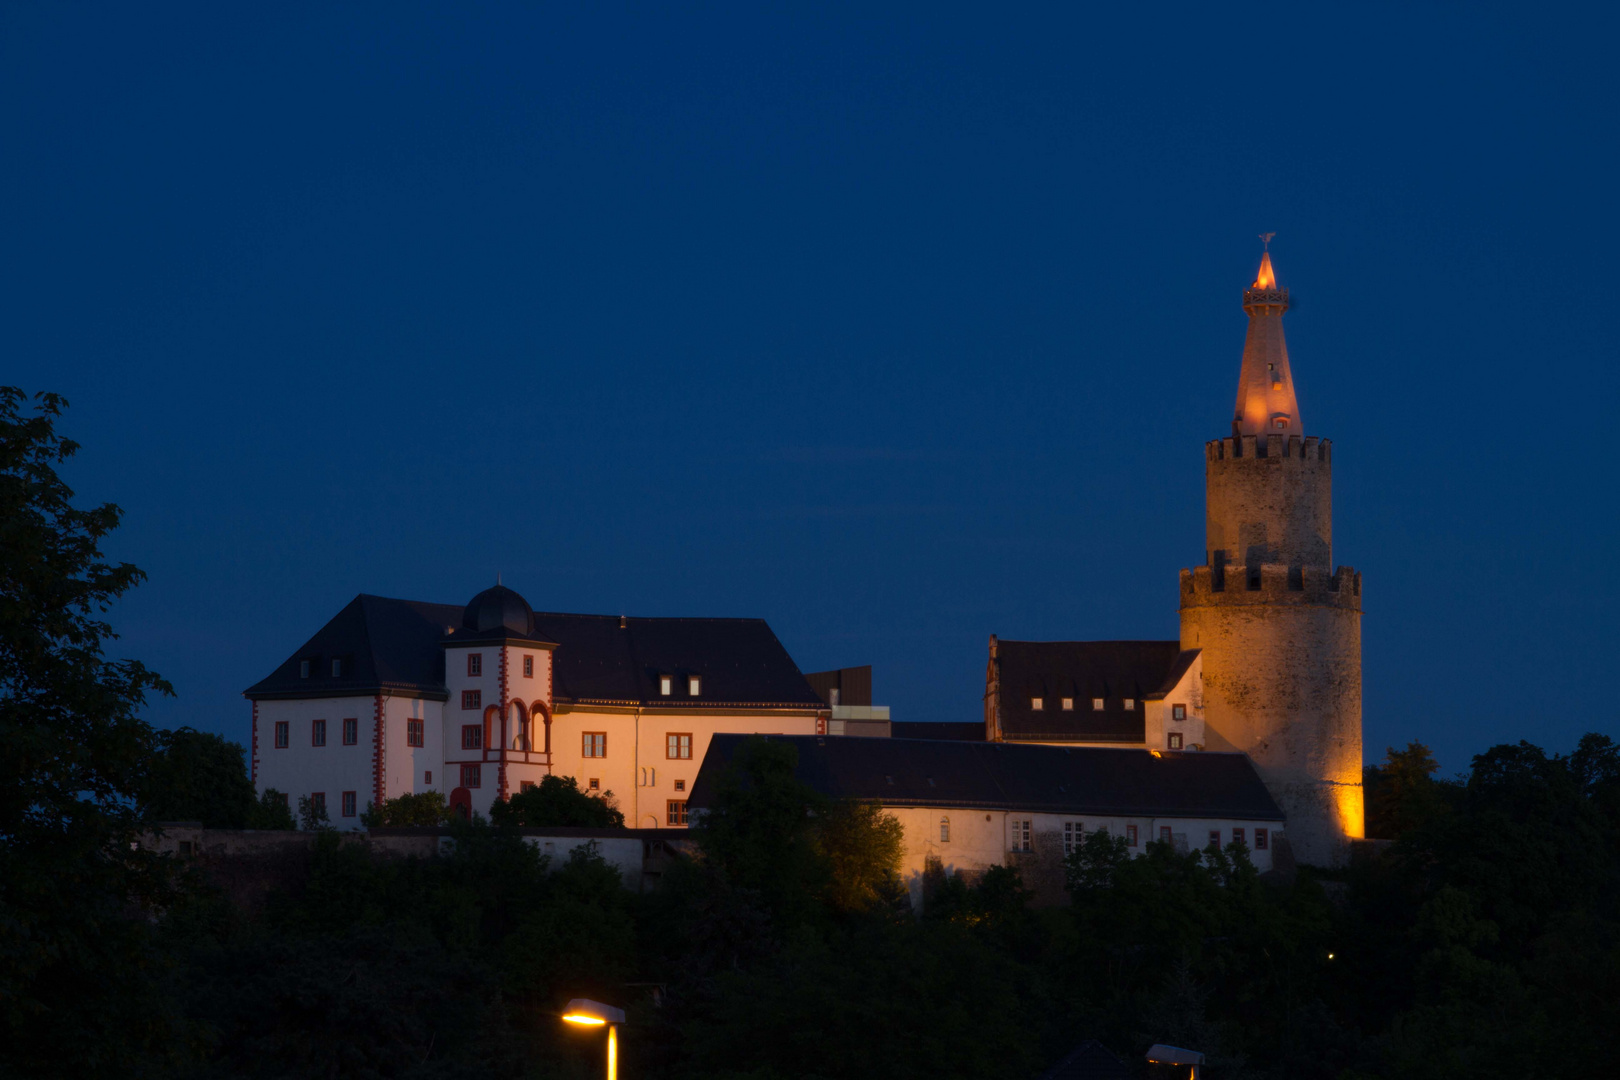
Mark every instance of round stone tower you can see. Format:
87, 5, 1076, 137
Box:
1178, 251, 1364, 867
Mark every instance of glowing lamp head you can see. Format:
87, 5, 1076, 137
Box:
562, 999, 625, 1026
1252, 251, 1277, 290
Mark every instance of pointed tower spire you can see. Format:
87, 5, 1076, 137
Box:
1233, 247, 1301, 437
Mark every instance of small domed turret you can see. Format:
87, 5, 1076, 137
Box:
462, 584, 534, 635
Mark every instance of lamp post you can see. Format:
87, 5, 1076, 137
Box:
562, 998, 626, 1080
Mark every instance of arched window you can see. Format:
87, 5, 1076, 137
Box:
509, 700, 528, 750
939, 816, 950, 843
531, 701, 552, 754
482, 705, 499, 752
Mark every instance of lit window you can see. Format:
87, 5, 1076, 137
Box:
407, 718, 424, 748
1123, 698, 1135, 711
1234, 828, 1246, 847
583, 732, 607, 758
659, 675, 672, 696
667, 799, 688, 826
331, 658, 343, 678
1160, 825, 1172, 844
1255, 828, 1269, 850
461, 690, 481, 710
1273, 418, 1287, 428
299, 660, 310, 679
1030, 697, 1044, 711
274, 721, 289, 749
1126, 824, 1139, 847
940, 817, 950, 843
461, 725, 482, 750
688, 675, 701, 696
1010, 819, 1032, 852
666, 733, 692, 760
673, 779, 685, 792
588, 778, 600, 791
523, 655, 533, 678
1061, 697, 1074, 711
461, 764, 481, 789
1172, 703, 1186, 721
1208, 830, 1221, 849
311, 720, 327, 747
1168, 733, 1183, 750
467, 653, 482, 677
1092, 698, 1104, 710
341, 791, 356, 817
342, 718, 358, 746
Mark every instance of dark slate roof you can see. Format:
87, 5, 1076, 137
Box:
687, 734, 1284, 821
245, 594, 825, 710
1038, 1040, 1131, 1080
997, 640, 1199, 742
893, 721, 986, 742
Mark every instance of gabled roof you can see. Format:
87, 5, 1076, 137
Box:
688, 734, 1284, 821
1038, 1040, 1130, 1080
245, 594, 825, 710
995, 640, 1198, 742
892, 721, 985, 742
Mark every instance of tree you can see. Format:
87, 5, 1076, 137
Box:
297, 793, 332, 831
0, 388, 180, 1071
361, 790, 450, 827
247, 787, 296, 830
489, 774, 625, 827
815, 799, 906, 913
1364, 740, 1450, 839
143, 726, 257, 827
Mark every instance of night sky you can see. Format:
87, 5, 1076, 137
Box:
5, 6, 1617, 774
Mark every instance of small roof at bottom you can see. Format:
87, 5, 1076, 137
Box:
688, 734, 1284, 821
1039, 1040, 1130, 1080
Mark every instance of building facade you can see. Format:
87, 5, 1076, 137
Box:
246, 586, 829, 829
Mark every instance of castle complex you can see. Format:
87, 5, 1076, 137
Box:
247, 249, 1364, 871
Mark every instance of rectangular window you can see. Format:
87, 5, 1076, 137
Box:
667, 800, 688, 826
460, 764, 481, 788
588, 778, 600, 790
299, 659, 311, 679
1172, 703, 1187, 721
1126, 824, 1139, 847
523, 655, 533, 678
1030, 696, 1043, 711
342, 717, 358, 745
407, 718, 424, 748
461, 689, 481, 710
1168, 732, 1184, 750
673, 778, 685, 792
520, 781, 535, 792
1233, 828, 1246, 847
1160, 825, 1173, 844
467, 653, 482, 677
1123, 698, 1135, 710
1208, 830, 1222, 849
331, 658, 343, 678
1061, 697, 1074, 711
274, 721, 289, 748
666, 733, 692, 759
424, 770, 432, 785
311, 719, 327, 747
341, 791, 356, 817
1063, 821, 1075, 855
1010, 820, 1032, 852
311, 792, 325, 815
659, 674, 672, 696
582, 732, 607, 758
1092, 698, 1104, 710
461, 724, 483, 750
688, 675, 701, 696
1255, 828, 1269, 850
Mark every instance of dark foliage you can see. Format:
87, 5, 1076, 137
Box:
362, 790, 451, 828
491, 774, 626, 828
144, 726, 259, 827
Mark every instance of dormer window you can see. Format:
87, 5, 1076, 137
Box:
1124, 698, 1135, 710
331, 658, 343, 678
299, 660, 310, 679
688, 675, 701, 696
1030, 697, 1044, 711
1061, 697, 1074, 711
1092, 698, 1104, 710
659, 675, 672, 697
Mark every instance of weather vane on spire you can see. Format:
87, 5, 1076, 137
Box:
1260, 232, 1276, 250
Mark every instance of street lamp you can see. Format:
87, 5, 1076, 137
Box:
562, 998, 626, 1080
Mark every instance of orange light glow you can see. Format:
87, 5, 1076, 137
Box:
562, 1014, 607, 1026
1149, 749, 1163, 758
1252, 252, 1277, 289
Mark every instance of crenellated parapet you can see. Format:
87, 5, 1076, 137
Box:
1206, 434, 1330, 464
1179, 563, 1361, 611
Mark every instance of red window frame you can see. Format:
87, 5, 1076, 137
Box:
582, 732, 607, 758
666, 733, 692, 760
342, 717, 358, 745
274, 721, 289, 748
1168, 732, 1184, 750
667, 799, 688, 826
311, 719, 327, 747
1233, 828, 1246, 847
461, 689, 481, 710
407, 718, 424, 748
311, 792, 326, 815
1126, 824, 1139, 847
1255, 828, 1269, 850
1160, 825, 1172, 844
424, 770, 432, 785
460, 764, 481, 789
1208, 830, 1222, 849
461, 725, 482, 750
467, 653, 482, 677
523, 655, 533, 678
1172, 703, 1187, 720
341, 791, 356, 817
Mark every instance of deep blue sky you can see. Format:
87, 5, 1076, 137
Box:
6, 5, 1617, 774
